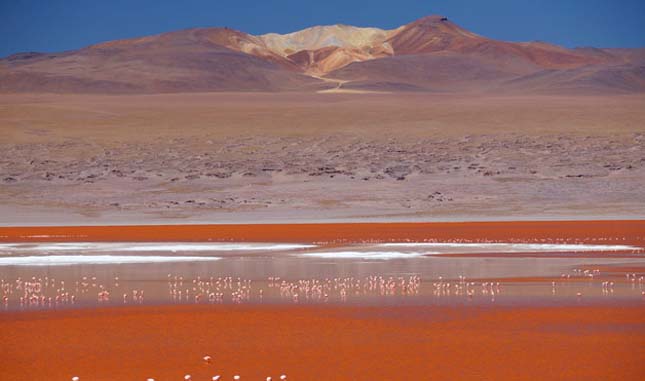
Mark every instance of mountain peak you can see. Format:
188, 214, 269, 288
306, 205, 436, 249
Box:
413, 15, 450, 24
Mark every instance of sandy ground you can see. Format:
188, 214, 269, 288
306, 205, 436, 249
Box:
1, 92, 644, 224
1, 304, 644, 381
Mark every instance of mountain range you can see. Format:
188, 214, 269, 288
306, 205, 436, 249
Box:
2, 15, 644, 94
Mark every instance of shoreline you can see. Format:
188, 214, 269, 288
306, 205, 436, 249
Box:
2, 210, 645, 227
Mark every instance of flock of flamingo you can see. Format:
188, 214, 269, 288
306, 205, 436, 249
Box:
2, 267, 644, 311
1, 239, 643, 380
69, 357, 289, 381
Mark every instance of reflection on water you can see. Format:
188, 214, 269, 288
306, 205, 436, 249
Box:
0, 255, 222, 266
1, 241, 644, 311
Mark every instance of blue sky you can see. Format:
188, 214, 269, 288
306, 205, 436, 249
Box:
1, 0, 644, 57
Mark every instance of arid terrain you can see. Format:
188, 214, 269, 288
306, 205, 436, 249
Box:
1, 92, 644, 224
1, 14, 644, 224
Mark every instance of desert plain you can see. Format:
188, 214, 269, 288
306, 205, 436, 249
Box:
1, 92, 644, 224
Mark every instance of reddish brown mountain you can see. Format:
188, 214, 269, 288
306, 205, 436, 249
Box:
0, 28, 322, 93
386, 15, 598, 69
1, 15, 643, 94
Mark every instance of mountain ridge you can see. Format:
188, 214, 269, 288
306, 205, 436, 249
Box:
1, 15, 643, 94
